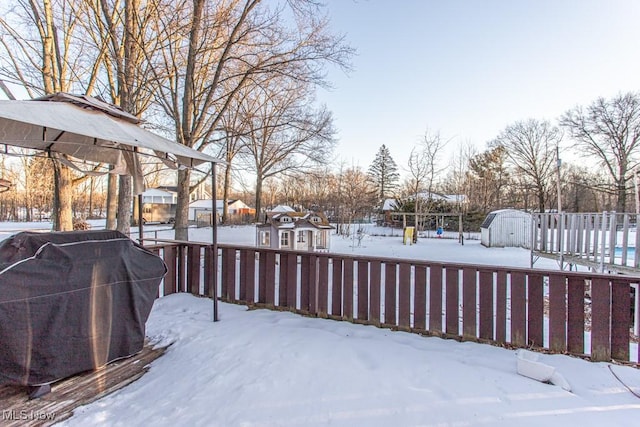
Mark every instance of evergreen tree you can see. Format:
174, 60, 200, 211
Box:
368, 144, 400, 201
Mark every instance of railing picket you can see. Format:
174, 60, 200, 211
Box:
429, 264, 443, 332
188, 245, 201, 295
567, 277, 585, 354
384, 263, 397, 326
591, 277, 611, 361
611, 279, 630, 361
445, 267, 459, 335
398, 262, 411, 329
511, 272, 527, 346
245, 250, 257, 303
331, 257, 343, 316
258, 251, 267, 304
286, 253, 298, 310
203, 246, 213, 298
300, 255, 310, 312
549, 274, 567, 352
343, 259, 354, 320
279, 253, 289, 307
318, 256, 329, 316
528, 274, 544, 348
308, 254, 318, 314
495, 270, 507, 343
163, 245, 176, 295
462, 267, 477, 339
478, 270, 493, 340
358, 260, 369, 321
370, 260, 382, 325
414, 265, 427, 330
265, 251, 276, 306
221, 247, 235, 300
177, 245, 186, 292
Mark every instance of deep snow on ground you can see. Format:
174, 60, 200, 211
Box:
2, 221, 640, 426
61, 294, 640, 427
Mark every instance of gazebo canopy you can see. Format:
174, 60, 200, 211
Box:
0, 93, 222, 171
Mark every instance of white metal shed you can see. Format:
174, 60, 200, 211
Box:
480, 209, 532, 248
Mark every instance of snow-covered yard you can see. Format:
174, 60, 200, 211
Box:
1, 222, 639, 426
62, 294, 640, 427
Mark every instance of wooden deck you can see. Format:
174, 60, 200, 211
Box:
0, 343, 166, 426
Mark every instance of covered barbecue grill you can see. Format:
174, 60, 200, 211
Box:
0, 230, 166, 389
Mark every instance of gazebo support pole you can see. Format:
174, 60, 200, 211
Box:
137, 193, 144, 244
212, 161, 219, 322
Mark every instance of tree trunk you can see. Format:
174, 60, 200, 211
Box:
617, 179, 626, 212
538, 187, 545, 213
175, 168, 191, 240
116, 175, 131, 234
222, 161, 232, 224
254, 176, 263, 222
106, 171, 118, 229
52, 161, 73, 231
88, 177, 93, 218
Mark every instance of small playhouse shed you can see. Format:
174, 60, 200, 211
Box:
480, 209, 532, 248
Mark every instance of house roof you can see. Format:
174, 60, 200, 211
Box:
189, 199, 222, 209
142, 188, 175, 198
382, 199, 398, 211
189, 199, 253, 210
270, 205, 295, 213
155, 185, 178, 194
261, 211, 333, 230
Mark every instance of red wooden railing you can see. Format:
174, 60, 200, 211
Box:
150, 242, 639, 364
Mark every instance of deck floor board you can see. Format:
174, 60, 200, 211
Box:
0, 343, 166, 426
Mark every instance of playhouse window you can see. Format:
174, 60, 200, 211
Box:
297, 231, 305, 242
280, 232, 290, 247
259, 231, 270, 246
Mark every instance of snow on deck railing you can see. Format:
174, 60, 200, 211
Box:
150, 241, 639, 364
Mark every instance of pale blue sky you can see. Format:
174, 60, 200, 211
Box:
318, 0, 640, 170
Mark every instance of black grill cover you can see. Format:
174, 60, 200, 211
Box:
0, 230, 167, 386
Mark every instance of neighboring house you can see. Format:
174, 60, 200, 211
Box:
188, 199, 255, 224
155, 185, 208, 203
139, 188, 177, 224
256, 210, 333, 252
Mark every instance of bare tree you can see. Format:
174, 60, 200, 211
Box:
145, 0, 351, 239
0, 0, 92, 230
238, 76, 336, 220
403, 147, 427, 228
79, 0, 163, 232
441, 140, 476, 213
411, 129, 449, 216
467, 145, 510, 212
216, 82, 254, 224
339, 166, 376, 227
420, 129, 448, 197
491, 119, 560, 212
561, 92, 640, 212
